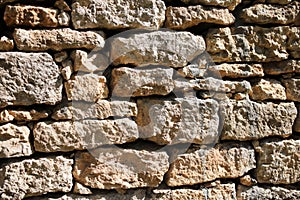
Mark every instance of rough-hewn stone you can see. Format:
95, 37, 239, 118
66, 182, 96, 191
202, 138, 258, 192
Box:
240, 175, 257, 187
0, 52, 62, 108
34, 119, 138, 152
180, 0, 242, 10
282, 78, 300, 102
241, 2, 300, 25
136, 98, 219, 145
4, 5, 58, 27
288, 27, 300, 58
264, 60, 300, 75
221, 100, 296, 141
0, 36, 13, 51
255, 139, 300, 184
111, 31, 205, 67
54, 0, 71, 11
256, 0, 293, 4
237, 185, 300, 200
73, 182, 92, 195
65, 74, 108, 102
0, 123, 32, 158
73, 149, 169, 189
166, 144, 256, 186
13, 28, 105, 51
250, 79, 286, 100
206, 26, 289, 62
294, 105, 300, 132
209, 64, 264, 78
151, 184, 236, 200
0, 156, 73, 199
165, 6, 235, 30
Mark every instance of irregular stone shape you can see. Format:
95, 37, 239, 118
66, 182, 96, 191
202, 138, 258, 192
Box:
111, 67, 174, 97
250, 79, 286, 101
0, 36, 13, 51
221, 100, 297, 141
71, 0, 166, 29
264, 60, 300, 75
255, 139, 300, 184
111, 31, 205, 67
34, 119, 138, 152
136, 98, 219, 145
178, 64, 207, 78
73, 182, 92, 195
166, 144, 256, 186
209, 63, 264, 78
255, 0, 293, 4
0, 52, 62, 108
180, 0, 242, 10
0, 110, 13, 123
4, 5, 58, 27
240, 175, 257, 187
151, 184, 236, 200
73, 149, 169, 189
282, 78, 300, 102
206, 26, 289, 62
65, 74, 108, 102
54, 0, 71, 11
165, 5, 235, 30
13, 28, 104, 51
294, 105, 300, 132
237, 185, 300, 200
0, 123, 32, 158
288, 27, 300, 58
8, 109, 49, 122
241, 2, 300, 25
0, 156, 73, 199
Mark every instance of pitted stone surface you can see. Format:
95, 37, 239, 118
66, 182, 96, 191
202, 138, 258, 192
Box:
250, 79, 286, 101
180, 0, 242, 10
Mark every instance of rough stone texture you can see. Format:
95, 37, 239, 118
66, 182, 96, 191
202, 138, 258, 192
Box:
111, 67, 174, 97
237, 185, 300, 200
221, 100, 297, 141
34, 119, 138, 152
209, 64, 264, 78
0, 110, 14, 123
151, 184, 236, 200
0, 156, 73, 199
54, 0, 71, 11
13, 28, 105, 51
250, 79, 286, 101
240, 175, 257, 187
166, 144, 256, 186
73, 182, 92, 195
0, 123, 32, 158
111, 31, 205, 67
0, 36, 13, 51
4, 5, 58, 27
255, 139, 300, 184
256, 0, 293, 4
206, 26, 290, 62
0, 52, 62, 108
264, 60, 300, 75
294, 104, 300, 132
241, 2, 300, 25
71, 0, 166, 30
165, 6, 235, 30
288, 27, 300, 58
282, 78, 300, 102
180, 0, 242, 10
136, 98, 219, 145
65, 74, 108, 102
73, 149, 169, 189
9, 109, 49, 122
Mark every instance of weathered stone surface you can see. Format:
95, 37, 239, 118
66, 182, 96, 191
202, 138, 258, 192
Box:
264, 60, 300, 75
288, 27, 300, 58
14, 28, 104, 51
54, 0, 71, 11
111, 67, 174, 97
165, 6, 235, 30
255, 0, 293, 4
4, 5, 58, 27
237, 185, 300, 200
0, 52, 62, 108
73, 182, 92, 195
206, 26, 289, 62
241, 2, 300, 25
136, 98, 219, 145
8, 109, 49, 122
71, 0, 166, 29
0, 36, 13, 51
250, 79, 286, 101
0, 156, 73, 199
65, 74, 108, 102
180, 0, 242, 10
57, 11, 70, 26
0, 110, 13, 123
151, 184, 236, 200
73, 149, 169, 189
294, 105, 300, 132
282, 78, 300, 102
255, 139, 300, 184
166, 144, 256, 186
111, 31, 205, 67
209, 64, 264, 78
34, 119, 138, 152
0, 123, 32, 158
240, 175, 257, 187
221, 100, 296, 141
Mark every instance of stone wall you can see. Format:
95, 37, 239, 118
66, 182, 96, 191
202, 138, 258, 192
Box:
0, 0, 299, 199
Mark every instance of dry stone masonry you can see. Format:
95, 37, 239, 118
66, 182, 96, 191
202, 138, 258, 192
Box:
0, 0, 299, 199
